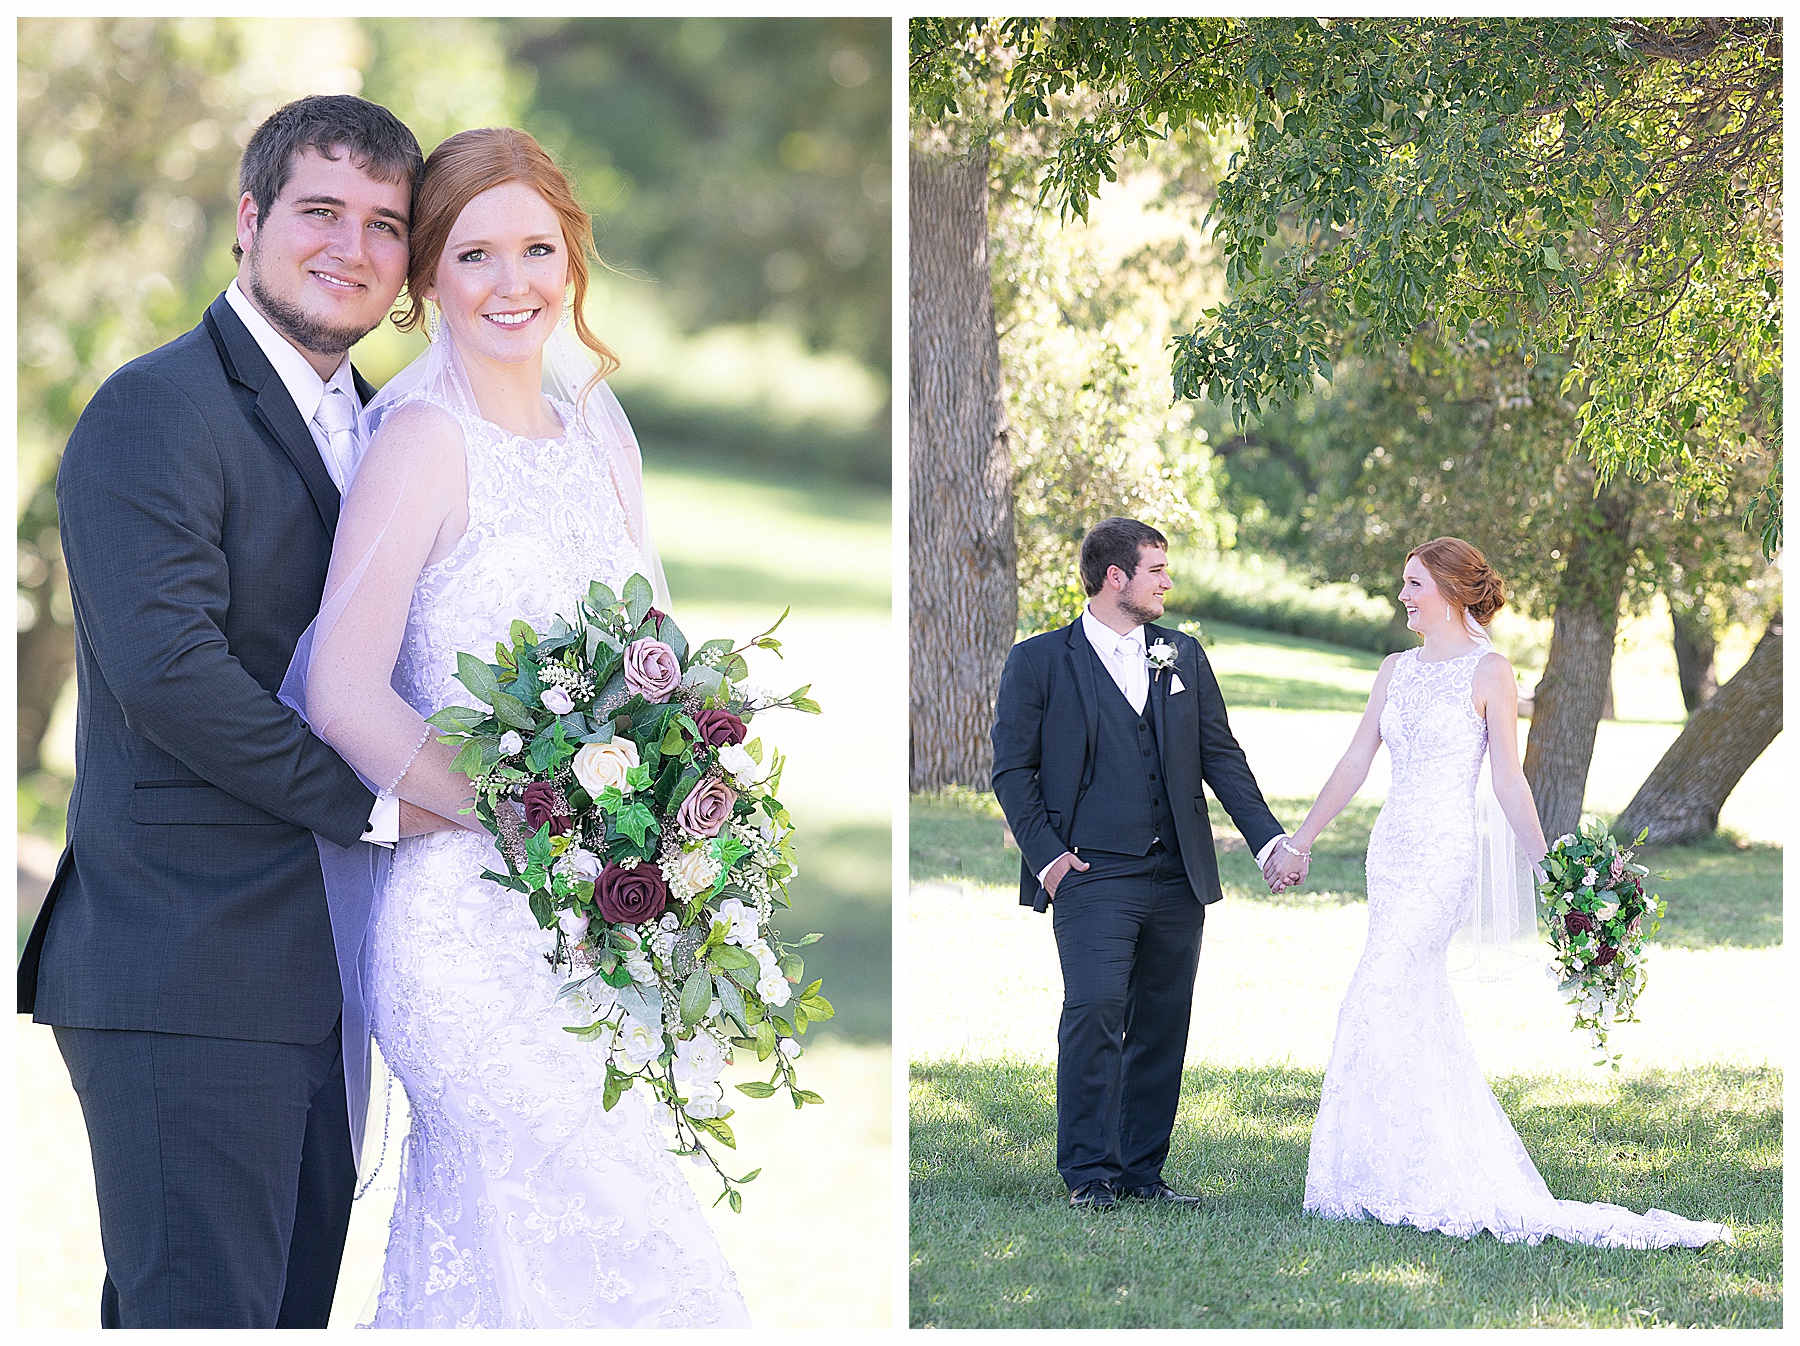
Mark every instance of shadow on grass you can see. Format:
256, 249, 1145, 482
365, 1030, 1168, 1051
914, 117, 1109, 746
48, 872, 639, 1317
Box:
911, 1058, 1780, 1328
1212, 670, 1372, 714
912, 793, 1782, 949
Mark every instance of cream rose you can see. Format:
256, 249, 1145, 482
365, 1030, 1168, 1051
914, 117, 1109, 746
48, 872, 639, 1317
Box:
670, 846, 722, 901
573, 737, 640, 796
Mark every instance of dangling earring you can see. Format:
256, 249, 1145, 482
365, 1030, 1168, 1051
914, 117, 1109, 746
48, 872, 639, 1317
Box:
425, 299, 441, 343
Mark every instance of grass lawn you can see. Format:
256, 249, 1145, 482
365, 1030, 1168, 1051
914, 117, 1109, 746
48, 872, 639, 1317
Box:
909, 621, 1781, 1329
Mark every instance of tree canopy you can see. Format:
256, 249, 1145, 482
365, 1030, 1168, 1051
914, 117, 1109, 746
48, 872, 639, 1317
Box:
911, 17, 1782, 550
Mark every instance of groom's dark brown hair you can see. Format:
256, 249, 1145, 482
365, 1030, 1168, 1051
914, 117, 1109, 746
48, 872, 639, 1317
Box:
1079, 517, 1168, 596
232, 94, 424, 260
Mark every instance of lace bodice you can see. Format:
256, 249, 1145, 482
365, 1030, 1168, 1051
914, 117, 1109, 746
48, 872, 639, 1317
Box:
392, 394, 645, 722
1305, 647, 1731, 1250
360, 393, 749, 1327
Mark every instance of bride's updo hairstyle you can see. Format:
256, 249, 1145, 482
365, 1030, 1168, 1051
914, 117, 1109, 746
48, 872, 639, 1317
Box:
1407, 537, 1508, 626
396, 127, 619, 381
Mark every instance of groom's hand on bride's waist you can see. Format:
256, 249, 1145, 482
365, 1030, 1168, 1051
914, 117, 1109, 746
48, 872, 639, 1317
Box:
1039, 850, 1090, 900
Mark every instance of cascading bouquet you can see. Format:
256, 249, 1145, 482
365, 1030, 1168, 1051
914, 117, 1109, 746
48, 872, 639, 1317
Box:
1538, 820, 1665, 1070
426, 572, 831, 1208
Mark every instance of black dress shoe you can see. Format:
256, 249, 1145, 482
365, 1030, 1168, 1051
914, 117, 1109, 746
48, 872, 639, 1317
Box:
1069, 1179, 1117, 1209
1119, 1180, 1203, 1207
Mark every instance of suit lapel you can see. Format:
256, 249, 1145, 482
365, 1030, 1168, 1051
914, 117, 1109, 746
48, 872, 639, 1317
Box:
203, 294, 341, 533
1148, 624, 1171, 750
1063, 620, 1100, 773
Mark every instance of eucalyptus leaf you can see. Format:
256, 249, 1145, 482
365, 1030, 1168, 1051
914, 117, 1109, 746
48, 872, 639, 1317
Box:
678, 968, 712, 1026
456, 651, 502, 706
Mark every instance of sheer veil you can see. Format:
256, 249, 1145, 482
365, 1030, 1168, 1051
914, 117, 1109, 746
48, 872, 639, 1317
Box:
1451, 610, 1546, 982
279, 310, 667, 1176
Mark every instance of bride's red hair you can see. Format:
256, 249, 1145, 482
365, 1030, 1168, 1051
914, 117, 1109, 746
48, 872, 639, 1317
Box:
395, 127, 619, 380
1407, 537, 1507, 625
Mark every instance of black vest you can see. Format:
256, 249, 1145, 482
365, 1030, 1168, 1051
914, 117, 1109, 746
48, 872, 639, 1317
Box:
1069, 639, 1180, 856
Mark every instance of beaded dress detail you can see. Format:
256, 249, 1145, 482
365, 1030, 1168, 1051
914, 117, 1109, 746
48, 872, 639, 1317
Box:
364, 394, 749, 1327
1302, 648, 1731, 1249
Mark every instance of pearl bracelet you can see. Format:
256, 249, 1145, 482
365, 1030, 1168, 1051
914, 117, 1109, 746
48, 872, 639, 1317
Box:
1276, 837, 1311, 860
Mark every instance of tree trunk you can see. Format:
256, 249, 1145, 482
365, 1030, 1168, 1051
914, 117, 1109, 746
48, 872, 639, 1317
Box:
1668, 593, 1719, 713
1523, 480, 1635, 840
1615, 608, 1782, 844
909, 143, 1017, 790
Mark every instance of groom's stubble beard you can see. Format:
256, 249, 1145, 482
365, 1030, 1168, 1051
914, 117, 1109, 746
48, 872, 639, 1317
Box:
1119, 592, 1164, 627
246, 232, 387, 360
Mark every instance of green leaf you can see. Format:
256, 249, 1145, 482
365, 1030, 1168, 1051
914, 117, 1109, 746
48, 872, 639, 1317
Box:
527, 889, 555, 930
563, 1020, 612, 1042
793, 932, 823, 947
734, 1080, 778, 1098
794, 1089, 824, 1106
456, 651, 502, 706
711, 944, 757, 971
622, 573, 655, 627
727, 1188, 742, 1213
510, 618, 539, 650
448, 739, 485, 780
799, 992, 835, 1022
613, 800, 659, 847
752, 1020, 776, 1060
678, 968, 712, 1027
427, 704, 489, 733
489, 690, 537, 733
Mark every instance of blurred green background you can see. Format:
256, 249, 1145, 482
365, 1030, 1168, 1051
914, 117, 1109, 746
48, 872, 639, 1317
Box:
17, 16, 893, 1330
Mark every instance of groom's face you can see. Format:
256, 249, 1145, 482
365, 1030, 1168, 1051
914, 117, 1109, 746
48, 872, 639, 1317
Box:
1115, 545, 1173, 625
236, 147, 411, 366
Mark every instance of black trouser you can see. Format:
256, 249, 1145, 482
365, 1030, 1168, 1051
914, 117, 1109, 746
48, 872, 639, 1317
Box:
1050, 845, 1205, 1192
53, 1019, 355, 1328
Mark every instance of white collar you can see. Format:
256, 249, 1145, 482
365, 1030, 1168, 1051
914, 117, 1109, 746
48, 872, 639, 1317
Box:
225, 280, 358, 424
1081, 605, 1145, 657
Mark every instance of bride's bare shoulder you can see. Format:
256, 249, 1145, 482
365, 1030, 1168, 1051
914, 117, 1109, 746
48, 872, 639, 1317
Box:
367, 397, 464, 458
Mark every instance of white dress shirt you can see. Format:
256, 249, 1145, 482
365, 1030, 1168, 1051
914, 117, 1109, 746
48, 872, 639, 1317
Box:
1037, 604, 1284, 885
225, 281, 397, 846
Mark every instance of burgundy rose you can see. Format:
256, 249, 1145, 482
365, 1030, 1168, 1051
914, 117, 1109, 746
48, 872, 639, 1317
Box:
677, 776, 737, 838
623, 637, 682, 702
594, 861, 669, 925
1564, 911, 1596, 936
1592, 944, 1619, 966
695, 706, 748, 747
521, 781, 572, 837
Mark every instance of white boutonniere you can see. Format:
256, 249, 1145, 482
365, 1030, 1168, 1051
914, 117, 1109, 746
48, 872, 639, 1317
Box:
1147, 640, 1177, 681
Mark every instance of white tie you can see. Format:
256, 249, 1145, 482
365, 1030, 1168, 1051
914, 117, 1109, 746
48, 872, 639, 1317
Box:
313, 386, 357, 491
1117, 632, 1148, 715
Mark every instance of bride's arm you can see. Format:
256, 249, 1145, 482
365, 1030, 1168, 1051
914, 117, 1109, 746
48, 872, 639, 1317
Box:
1285, 653, 1401, 857
304, 401, 481, 830
1475, 651, 1549, 867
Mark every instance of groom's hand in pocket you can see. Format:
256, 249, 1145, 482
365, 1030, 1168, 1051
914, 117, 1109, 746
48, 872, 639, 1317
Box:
1043, 851, 1090, 900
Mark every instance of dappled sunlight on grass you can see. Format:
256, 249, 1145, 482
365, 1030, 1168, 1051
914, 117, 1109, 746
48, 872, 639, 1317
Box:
910, 1057, 1778, 1328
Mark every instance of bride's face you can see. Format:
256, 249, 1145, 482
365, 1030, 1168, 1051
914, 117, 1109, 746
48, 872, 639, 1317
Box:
427, 181, 568, 367
1399, 557, 1458, 633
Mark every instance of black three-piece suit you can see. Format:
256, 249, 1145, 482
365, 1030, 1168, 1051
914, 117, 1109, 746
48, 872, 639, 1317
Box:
18, 294, 378, 1326
992, 617, 1282, 1192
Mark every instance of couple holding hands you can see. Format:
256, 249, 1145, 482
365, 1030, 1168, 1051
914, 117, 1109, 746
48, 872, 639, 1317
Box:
992, 516, 1730, 1249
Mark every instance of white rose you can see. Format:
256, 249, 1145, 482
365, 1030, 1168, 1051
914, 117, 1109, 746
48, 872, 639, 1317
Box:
573, 738, 639, 796
540, 685, 575, 715
673, 1033, 729, 1086
583, 980, 620, 1014
561, 847, 601, 880
659, 912, 681, 932
614, 1017, 662, 1067
683, 1082, 727, 1119
747, 938, 774, 966
778, 1037, 802, 1059
1595, 902, 1618, 922
757, 972, 791, 1007
1582, 868, 1599, 887
670, 846, 721, 900
557, 908, 589, 939
625, 952, 655, 984
717, 742, 760, 788
738, 682, 775, 711
498, 730, 524, 756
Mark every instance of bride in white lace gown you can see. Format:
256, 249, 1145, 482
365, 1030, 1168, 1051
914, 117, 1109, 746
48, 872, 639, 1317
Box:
1266, 538, 1731, 1250
302, 129, 749, 1327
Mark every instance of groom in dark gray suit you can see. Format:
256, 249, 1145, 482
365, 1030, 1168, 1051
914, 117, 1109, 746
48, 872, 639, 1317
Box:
992, 518, 1290, 1208
17, 96, 424, 1327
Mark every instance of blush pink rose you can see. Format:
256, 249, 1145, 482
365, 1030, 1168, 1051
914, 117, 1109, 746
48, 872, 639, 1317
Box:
623, 638, 682, 702
677, 776, 737, 838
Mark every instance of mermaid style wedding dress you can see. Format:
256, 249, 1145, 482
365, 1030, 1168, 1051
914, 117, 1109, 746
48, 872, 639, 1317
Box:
361, 390, 749, 1327
1303, 648, 1731, 1249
